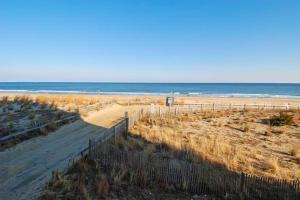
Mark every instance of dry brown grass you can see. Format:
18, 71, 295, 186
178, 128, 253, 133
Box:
28, 112, 35, 120
0, 95, 169, 113
0, 95, 85, 149
131, 109, 300, 180
0, 125, 10, 137
39, 127, 49, 135
0, 94, 105, 111
269, 112, 295, 126
95, 175, 110, 199
40, 137, 218, 200
42, 133, 300, 200
291, 148, 299, 157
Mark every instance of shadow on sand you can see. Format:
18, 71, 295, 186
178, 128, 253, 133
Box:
42, 120, 300, 200
1, 99, 299, 200
0, 99, 115, 200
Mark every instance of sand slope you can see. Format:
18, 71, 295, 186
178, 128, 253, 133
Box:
0, 104, 141, 200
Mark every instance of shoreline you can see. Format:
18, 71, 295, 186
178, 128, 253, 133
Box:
0, 91, 299, 99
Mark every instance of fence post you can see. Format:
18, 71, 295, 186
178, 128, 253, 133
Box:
138, 110, 141, 120
141, 108, 144, 118
88, 139, 92, 156
244, 104, 246, 111
240, 173, 245, 199
212, 104, 215, 112
114, 126, 117, 142
124, 112, 129, 140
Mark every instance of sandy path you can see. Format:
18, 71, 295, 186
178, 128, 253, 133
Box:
0, 104, 142, 200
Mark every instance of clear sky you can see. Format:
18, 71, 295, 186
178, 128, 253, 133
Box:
0, 0, 299, 83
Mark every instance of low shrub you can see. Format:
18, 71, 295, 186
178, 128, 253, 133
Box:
0, 126, 10, 137
291, 148, 299, 157
28, 112, 35, 120
48, 121, 58, 131
95, 175, 110, 199
1, 96, 8, 104
242, 124, 250, 132
39, 127, 49, 135
269, 112, 294, 126
264, 131, 272, 136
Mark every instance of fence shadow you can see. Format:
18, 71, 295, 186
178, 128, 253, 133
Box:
89, 133, 300, 200
87, 109, 300, 200
1, 99, 300, 200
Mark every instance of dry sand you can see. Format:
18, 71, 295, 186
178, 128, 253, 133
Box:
1, 94, 300, 199
1, 93, 300, 106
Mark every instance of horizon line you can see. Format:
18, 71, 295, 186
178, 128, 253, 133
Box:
0, 82, 300, 84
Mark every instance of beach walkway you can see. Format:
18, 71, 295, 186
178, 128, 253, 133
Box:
0, 104, 141, 200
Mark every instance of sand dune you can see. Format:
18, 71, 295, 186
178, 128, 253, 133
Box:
0, 104, 142, 200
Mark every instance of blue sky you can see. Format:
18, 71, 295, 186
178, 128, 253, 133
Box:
0, 0, 299, 82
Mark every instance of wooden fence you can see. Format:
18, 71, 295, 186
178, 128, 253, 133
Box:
90, 141, 300, 200
0, 103, 111, 145
2, 103, 299, 198
78, 102, 111, 115
2, 103, 298, 145
64, 110, 140, 172
151, 103, 300, 116
85, 106, 300, 200
0, 115, 79, 144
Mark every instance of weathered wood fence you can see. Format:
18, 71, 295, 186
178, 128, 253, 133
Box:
64, 110, 142, 171
153, 103, 300, 116
2, 103, 299, 145
0, 115, 79, 144
84, 105, 300, 200
90, 144, 300, 200
3, 102, 299, 199
0, 103, 111, 145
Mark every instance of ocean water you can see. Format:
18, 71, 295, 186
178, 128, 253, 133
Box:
0, 82, 299, 99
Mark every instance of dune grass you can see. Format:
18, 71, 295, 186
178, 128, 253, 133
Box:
131, 109, 300, 180
40, 136, 217, 200
269, 112, 295, 126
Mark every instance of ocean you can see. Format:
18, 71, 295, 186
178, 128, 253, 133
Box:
0, 82, 299, 99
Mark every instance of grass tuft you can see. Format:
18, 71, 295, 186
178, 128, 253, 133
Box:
269, 112, 294, 126
95, 175, 109, 199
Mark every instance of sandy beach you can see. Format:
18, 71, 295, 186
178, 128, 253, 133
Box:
1, 93, 300, 199
1, 93, 300, 106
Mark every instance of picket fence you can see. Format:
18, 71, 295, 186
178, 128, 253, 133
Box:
90, 144, 300, 200
0, 103, 111, 144
2, 103, 298, 145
